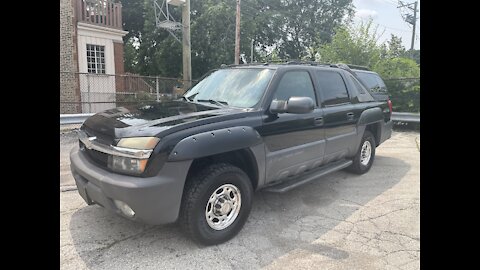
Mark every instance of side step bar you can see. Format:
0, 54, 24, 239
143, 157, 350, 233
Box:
262, 159, 353, 193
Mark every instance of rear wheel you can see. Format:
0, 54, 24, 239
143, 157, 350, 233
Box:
179, 163, 253, 245
347, 130, 376, 174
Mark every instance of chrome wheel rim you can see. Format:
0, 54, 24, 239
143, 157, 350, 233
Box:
205, 184, 242, 230
360, 140, 372, 166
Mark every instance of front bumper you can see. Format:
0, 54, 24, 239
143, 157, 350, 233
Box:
70, 145, 192, 225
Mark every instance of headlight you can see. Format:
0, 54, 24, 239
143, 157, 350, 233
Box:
108, 137, 160, 174
116, 137, 160, 150
108, 156, 148, 175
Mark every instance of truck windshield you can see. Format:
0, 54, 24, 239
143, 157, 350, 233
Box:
184, 68, 275, 108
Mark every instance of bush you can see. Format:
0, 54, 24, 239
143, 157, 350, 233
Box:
383, 78, 420, 112
373, 58, 420, 113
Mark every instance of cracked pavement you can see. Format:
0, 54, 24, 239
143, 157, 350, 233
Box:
60, 131, 420, 269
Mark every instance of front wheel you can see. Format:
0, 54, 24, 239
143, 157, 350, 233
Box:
347, 130, 376, 174
179, 163, 253, 245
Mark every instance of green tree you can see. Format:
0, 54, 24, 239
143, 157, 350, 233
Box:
271, 0, 354, 60
373, 57, 420, 112
317, 21, 420, 112
124, 38, 140, 74
121, 0, 354, 78
121, 0, 146, 42
190, 0, 237, 78
122, 0, 146, 74
386, 34, 406, 58
318, 20, 383, 67
373, 57, 419, 79
409, 49, 420, 65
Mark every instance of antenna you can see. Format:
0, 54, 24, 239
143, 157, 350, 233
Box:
153, 0, 184, 43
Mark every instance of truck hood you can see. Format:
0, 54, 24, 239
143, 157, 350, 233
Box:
81, 100, 249, 142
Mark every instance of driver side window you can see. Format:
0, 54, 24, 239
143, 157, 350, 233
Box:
273, 71, 317, 105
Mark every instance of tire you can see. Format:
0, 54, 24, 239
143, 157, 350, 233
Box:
179, 163, 253, 245
347, 130, 376, 174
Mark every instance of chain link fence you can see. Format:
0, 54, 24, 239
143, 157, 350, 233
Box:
60, 72, 196, 114
60, 72, 419, 114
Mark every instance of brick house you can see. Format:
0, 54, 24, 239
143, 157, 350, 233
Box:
60, 0, 128, 113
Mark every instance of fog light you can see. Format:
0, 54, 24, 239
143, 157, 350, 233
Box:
114, 200, 135, 217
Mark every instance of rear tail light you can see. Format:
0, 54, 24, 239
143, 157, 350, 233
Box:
387, 99, 393, 115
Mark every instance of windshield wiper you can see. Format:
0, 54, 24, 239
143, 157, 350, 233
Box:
185, 92, 199, 101
197, 99, 228, 107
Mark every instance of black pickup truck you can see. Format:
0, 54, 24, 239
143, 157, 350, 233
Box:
70, 63, 393, 245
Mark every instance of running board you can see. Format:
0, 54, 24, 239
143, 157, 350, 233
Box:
262, 159, 353, 193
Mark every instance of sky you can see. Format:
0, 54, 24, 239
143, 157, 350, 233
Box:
352, 0, 420, 50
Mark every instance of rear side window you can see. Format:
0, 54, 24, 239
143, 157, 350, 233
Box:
315, 71, 350, 106
273, 71, 316, 104
350, 75, 367, 94
374, 74, 387, 89
356, 72, 386, 92
349, 74, 375, 102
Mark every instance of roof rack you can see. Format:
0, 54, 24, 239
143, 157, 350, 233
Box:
344, 64, 370, 71
285, 60, 333, 67
218, 61, 371, 70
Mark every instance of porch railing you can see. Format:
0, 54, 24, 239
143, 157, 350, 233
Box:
76, 0, 122, 29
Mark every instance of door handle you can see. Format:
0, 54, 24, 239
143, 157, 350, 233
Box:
314, 117, 324, 125
346, 112, 354, 120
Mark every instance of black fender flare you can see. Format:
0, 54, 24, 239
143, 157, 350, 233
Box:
353, 107, 384, 151
167, 126, 263, 162
357, 107, 383, 126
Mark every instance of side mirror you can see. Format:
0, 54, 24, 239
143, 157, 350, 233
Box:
270, 96, 314, 114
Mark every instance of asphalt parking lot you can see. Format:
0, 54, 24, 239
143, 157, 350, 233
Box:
60, 130, 420, 270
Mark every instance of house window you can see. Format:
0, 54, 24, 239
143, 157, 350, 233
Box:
86, 44, 106, 74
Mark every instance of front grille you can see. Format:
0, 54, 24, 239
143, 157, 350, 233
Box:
80, 126, 113, 169
85, 148, 109, 167
83, 126, 114, 145
80, 139, 109, 168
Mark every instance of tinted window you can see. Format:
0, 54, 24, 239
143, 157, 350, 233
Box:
350, 75, 367, 94
273, 71, 316, 104
315, 71, 349, 106
356, 72, 387, 92
355, 72, 376, 90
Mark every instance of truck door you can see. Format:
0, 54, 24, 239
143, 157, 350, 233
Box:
258, 70, 326, 184
314, 70, 358, 163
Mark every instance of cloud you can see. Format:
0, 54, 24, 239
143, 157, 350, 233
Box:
356, 9, 379, 19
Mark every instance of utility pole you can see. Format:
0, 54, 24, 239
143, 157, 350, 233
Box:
235, 0, 241, 64
397, 1, 419, 53
410, 1, 418, 52
250, 39, 254, 63
182, 0, 192, 89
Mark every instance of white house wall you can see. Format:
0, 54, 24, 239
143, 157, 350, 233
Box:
77, 23, 127, 113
